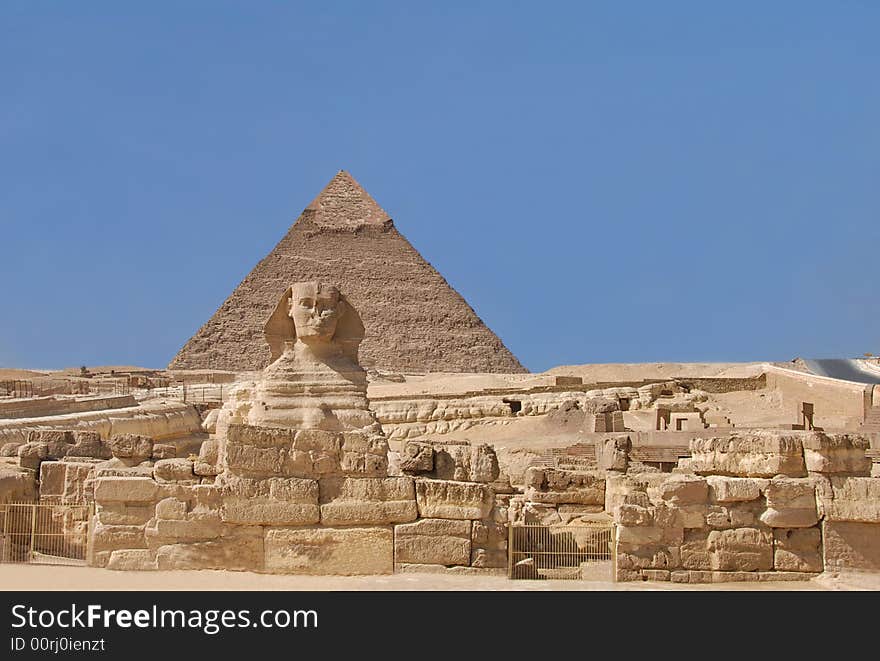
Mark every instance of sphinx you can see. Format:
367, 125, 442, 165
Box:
215, 282, 383, 436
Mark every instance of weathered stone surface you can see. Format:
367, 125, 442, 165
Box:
706, 476, 764, 504
824, 477, 880, 522
94, 477, 158, 504
394, 518, 471, 565
199, 439, 219, 464
62, 462, 96, 505
106, 549, 157, 571
471, 548, 507, 568
39, 461, 66, 497
1, 443, 22, 457
155, 497, 188, 520
760, 477, 818, 528
147, 517, 223, 544
67, 432, 112, 460
689, 432, 806, 478
151, 444, 177, 460
265, 526, 393, 575
0, 464, 37, 503
802, 432, 871, 476
91, 523, 147, 553
415, 479, 494, 520
18, 442, 48, 470
224, 425, 387, 479
96, 503, 154, 526
652, 474, 708, 505
524, 468, 605, 505
154, 459, 196, 483
108, 434, 153, 463
156, 526, 264, 572
596, 435, 631, 472
399, 441, 433, 473
318, 477, 417, 525
773, 528, 822, 572
219, 476, 319, 525
706, 528, 773, 571
822, 520, 880, 572
27, 430, 74, 445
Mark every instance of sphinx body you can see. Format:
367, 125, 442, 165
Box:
215, 282, 383, 437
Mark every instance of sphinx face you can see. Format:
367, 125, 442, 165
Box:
289, 282, 341, 343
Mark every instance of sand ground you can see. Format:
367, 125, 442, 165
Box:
0, 564, 874, 591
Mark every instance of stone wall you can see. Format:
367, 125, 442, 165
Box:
609, 430, 876, 582
0, 395, 137, 420
88, 429, 510, 575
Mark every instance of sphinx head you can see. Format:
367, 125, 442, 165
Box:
264, 281, 365, 362
289, 282, 342, 343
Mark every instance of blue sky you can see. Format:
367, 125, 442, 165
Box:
1, 2, 877, 372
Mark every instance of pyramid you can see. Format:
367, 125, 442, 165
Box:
168, 171, 527, 374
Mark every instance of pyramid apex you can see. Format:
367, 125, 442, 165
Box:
302, 170, 391, 229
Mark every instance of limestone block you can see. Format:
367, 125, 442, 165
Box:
154, 459, 196, 483
156, 526, 264, 572
652, 474, 708, 506
773, 528, 822, 572
525, 468, 605, 506
318, 477, 417, 525
108, 434, 153, 463
96, 503, 155, 526
0, 464, 38, 503
596, 435, 631, 473
155, 497, 188, 520
471, 549, 507, 568
415, 479, 494, 520
264, 526, 393, 575
62, 462, 96, 505
147, 517, 223, 544
151, 444, 177, 460
760, 477, 818, 528
91, 522, 147, 553
67, 432, 112, 460
27, 430, 74, 444
822, 520, 880, 572
824, 477, 880, 523
605, 473, 668, 513
219, 476, 319, 526
616, 504, 653, 527
706, 528, 773, 571
617, 546, 679, 570
802, 432, 871, 476
39, 461, 66, 497
415, 442, 500, 483
106, 549, 157, 571
94, 477, 158, 504
199, 439, 219, 462
706, 476, 764, 504
394, 518, 471, 565
18, 442, 48, 470
689, 432, 806, 478
1, 443, 22, 457
399, 441, 433, 473
472, 519, 507, 547
617, 525, 664, 546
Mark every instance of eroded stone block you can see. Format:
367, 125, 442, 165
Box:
264, 526, 393, 575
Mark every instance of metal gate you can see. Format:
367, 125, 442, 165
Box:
508, 523, 616, 580
0, 502, 90, 565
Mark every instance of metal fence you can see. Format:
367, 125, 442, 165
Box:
149, 383, 225, 403
508, 523, 616, 581
0, 502, 91, 565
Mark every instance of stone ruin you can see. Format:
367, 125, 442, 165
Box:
82, 281, 507, 574
3, 282, 879, 583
